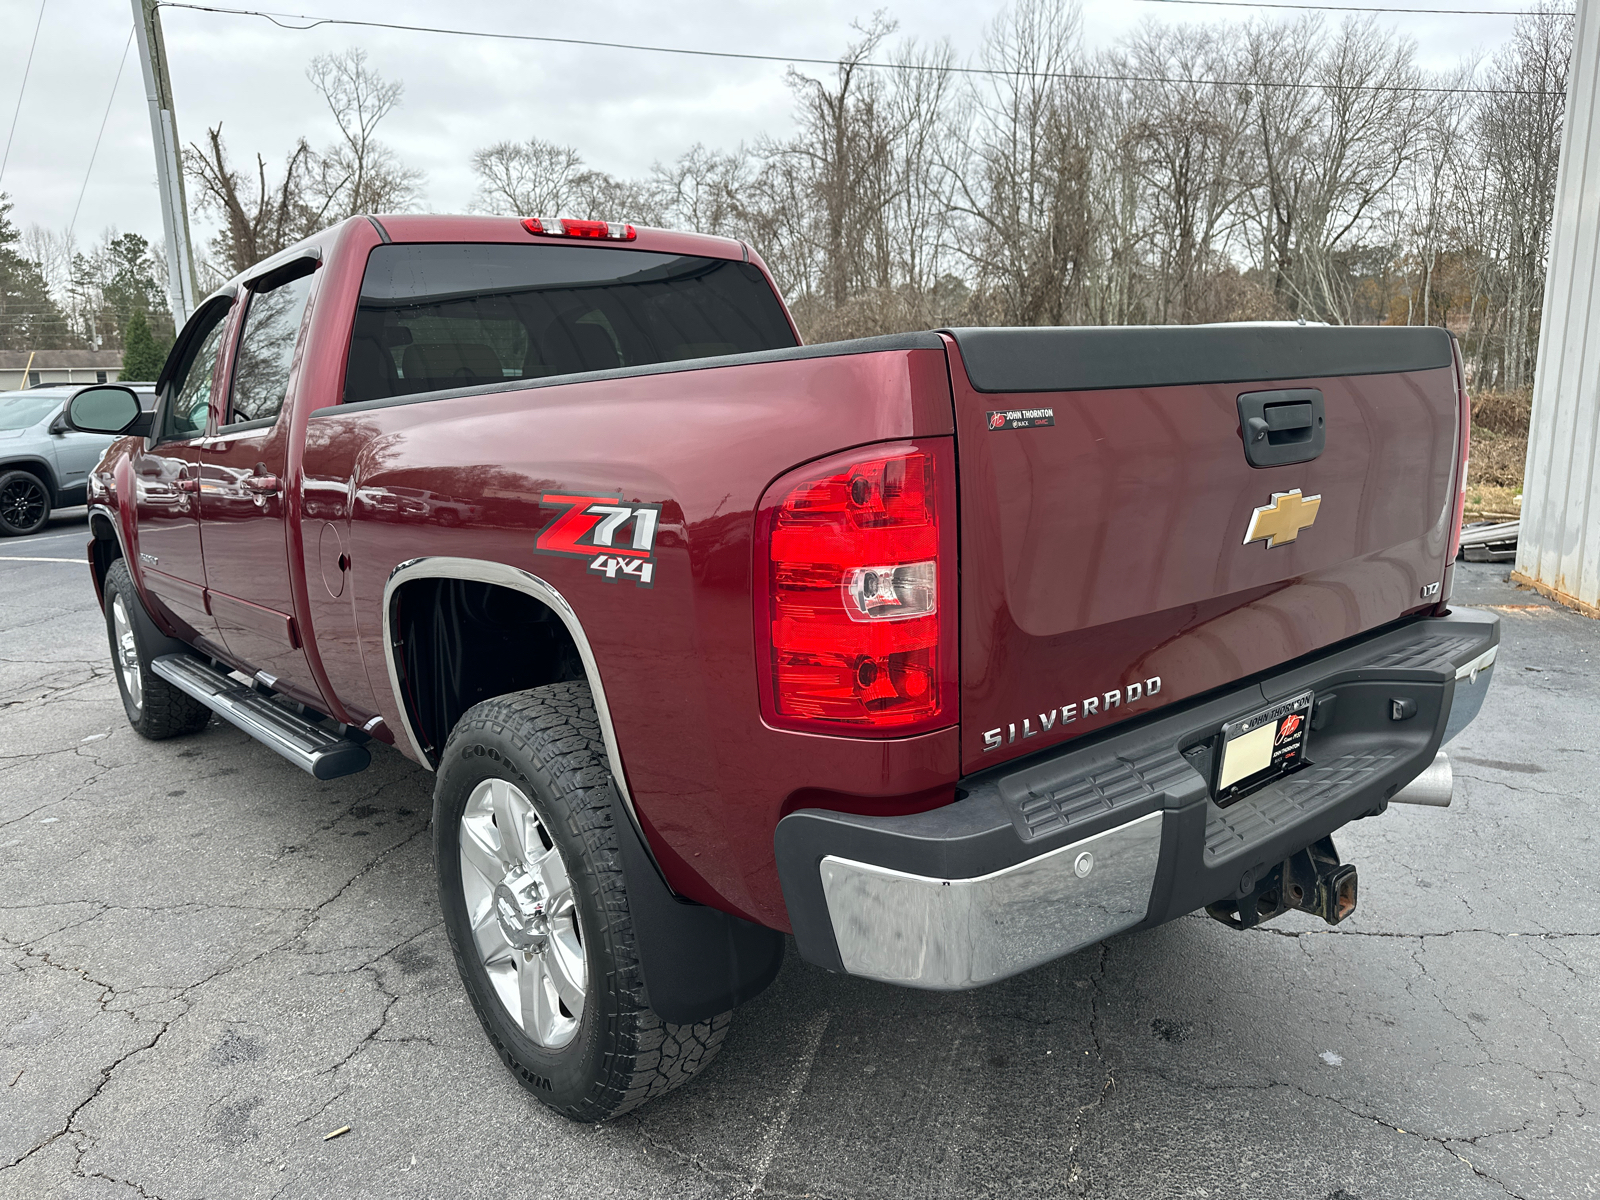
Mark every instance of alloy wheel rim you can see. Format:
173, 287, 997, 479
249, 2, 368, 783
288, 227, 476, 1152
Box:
0, 477, 45, 531
111, 594, 141, 712
459, 777, 586, 1048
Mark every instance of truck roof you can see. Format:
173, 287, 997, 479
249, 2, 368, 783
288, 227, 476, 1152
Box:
204, 214, 764, 329
367, 214, 749, 264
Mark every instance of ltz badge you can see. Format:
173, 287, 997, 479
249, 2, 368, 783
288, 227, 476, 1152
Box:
534, 494, 662, 587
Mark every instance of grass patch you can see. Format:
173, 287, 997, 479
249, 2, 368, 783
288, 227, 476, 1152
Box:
1467, 389, 1530, 496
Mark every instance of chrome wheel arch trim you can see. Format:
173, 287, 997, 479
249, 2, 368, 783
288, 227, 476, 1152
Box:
380, 556, 641, 822
87, 503, 135, 601
87, 502, 123, 548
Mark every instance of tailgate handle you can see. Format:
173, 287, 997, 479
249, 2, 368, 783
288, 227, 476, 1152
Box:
1237, 389, 1325, 468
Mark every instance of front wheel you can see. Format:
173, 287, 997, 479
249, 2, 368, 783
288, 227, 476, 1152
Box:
0, 469, 50, 536
103, 557, 211, 739
435, 682, 730, 1121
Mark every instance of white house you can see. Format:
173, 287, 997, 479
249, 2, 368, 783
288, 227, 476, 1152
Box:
0, 350, 127, 391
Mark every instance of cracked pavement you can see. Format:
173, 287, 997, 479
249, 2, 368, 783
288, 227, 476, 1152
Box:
2, 512, 1596, 1199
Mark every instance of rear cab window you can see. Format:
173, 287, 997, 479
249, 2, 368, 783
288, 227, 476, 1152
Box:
342, 243, 797, 404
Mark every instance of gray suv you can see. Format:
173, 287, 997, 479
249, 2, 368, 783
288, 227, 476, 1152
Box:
0, 385, 156, 536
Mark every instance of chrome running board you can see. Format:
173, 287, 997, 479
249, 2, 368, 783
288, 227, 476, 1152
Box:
151, 654, 370, 780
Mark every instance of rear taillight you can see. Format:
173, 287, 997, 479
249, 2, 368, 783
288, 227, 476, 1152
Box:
756, 441, 956, 736
522, 217, 637, 241
1446, 336, 1472, 567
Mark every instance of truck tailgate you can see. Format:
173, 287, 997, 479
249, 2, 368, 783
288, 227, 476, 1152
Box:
945, 325, 1460, 773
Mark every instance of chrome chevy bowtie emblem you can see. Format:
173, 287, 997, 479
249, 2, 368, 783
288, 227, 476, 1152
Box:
1244, 489, 1321, 548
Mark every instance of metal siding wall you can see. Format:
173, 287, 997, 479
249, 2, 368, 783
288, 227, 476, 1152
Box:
1517, 0, 1600, 615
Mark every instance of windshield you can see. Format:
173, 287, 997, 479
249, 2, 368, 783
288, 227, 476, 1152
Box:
0, 393, 63, 432
343, 243, 798, 403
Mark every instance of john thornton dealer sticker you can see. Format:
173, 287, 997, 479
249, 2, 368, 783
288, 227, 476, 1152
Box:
986, 407, 1055, 431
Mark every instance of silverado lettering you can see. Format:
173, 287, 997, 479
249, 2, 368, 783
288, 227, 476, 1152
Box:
982, 677, 1165, 751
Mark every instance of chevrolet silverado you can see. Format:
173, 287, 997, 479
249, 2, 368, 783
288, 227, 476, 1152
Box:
63, 213, 1497, 1120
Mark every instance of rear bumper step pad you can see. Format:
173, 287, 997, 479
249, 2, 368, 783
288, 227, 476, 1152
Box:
151, 654, 370, 780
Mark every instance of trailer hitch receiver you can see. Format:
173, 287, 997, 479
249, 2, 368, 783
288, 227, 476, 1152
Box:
1206, 836, 1357, 930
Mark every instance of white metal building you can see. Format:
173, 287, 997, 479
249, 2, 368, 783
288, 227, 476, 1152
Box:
1516, 0, 1600, 617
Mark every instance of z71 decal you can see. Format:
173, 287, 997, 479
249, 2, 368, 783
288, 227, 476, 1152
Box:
535, 494, 662, 588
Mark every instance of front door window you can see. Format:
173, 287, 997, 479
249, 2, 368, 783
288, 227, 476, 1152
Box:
161, 315, 229, 441
132, 298, 232, 647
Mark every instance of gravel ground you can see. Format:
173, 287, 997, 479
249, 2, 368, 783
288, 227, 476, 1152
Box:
1, 510, 1596, 1200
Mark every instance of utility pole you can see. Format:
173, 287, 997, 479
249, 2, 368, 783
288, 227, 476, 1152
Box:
131, 0, 198, 324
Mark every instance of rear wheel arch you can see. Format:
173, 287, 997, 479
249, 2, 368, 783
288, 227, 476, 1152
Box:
380, 558, 635, 808
88, 508, 125, 603
389, 558, 787, 1036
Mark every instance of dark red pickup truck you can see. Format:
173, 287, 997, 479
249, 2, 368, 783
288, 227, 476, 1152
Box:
65, 214, 1498, 1121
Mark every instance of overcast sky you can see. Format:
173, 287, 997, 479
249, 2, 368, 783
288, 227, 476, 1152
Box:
0, 0, 1541, 256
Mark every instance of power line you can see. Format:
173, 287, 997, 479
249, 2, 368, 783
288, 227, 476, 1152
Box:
1134, 0, 1569, 14
0, 0, 49, 189
155, 2, 1566, 97
69, 27, 137, 240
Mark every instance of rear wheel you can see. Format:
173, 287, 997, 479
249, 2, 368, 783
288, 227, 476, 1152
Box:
103, 558, 211, 739
435, 682, 730, 1121
0, 470, 50, 537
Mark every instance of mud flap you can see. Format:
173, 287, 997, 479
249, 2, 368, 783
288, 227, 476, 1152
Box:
609, 788, 785, 1024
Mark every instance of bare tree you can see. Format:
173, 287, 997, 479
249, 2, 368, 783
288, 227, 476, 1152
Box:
305, 49, 423, 219
883, 38, 960, 301
572, 169, 666, 225
947, 0, 1094, 325
185, 125, 317, 275
129, 0, 1562, 388
1118, 24, 1258, 322
652, 144, 750, 238
1401, 61, 1475, 326
774, 14, 898, 307
1242, 18, 1432, 322
1464, 5, 1570, 387
470, 139, 586, 216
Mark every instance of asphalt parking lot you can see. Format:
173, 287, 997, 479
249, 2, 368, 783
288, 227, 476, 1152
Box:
1, 511, 1596, 1200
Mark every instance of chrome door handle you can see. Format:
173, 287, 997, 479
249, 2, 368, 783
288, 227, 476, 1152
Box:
244, 475, 280, 495
176, 478, 200, 493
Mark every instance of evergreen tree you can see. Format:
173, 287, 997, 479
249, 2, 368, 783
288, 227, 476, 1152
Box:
118, 308, 170, 382
0, 193, 75, 350
101, 233, 169, 334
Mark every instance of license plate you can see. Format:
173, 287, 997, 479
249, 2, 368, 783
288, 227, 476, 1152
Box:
1213, 690, 1314, 806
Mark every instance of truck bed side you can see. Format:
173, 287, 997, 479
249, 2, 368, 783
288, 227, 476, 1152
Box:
300, 338, 956, 928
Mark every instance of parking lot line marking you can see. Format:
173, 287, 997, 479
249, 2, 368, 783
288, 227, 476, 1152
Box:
747, 1008, 830, 1195
0, 557, 81, 563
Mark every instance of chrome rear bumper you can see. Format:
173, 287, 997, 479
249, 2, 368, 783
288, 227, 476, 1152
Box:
818, 811, 1163, 989
775, 607, 1500, 990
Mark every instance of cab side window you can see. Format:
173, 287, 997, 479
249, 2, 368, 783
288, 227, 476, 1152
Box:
161, 308, 230, 441
228, 265, 316, 427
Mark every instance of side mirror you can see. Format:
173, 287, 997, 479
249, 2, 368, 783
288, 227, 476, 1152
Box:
66, 385, 148, 436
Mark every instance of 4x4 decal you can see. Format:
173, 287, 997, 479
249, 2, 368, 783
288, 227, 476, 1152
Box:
534, 494, 662, 588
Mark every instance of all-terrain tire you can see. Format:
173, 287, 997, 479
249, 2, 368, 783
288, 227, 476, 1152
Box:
103, 557, 211, 739
0, 469, 50, 537
435, 682, 731, 1122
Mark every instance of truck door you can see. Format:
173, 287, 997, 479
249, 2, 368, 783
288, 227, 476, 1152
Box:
130, 298, 231, 652
197, 257, 325, 706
